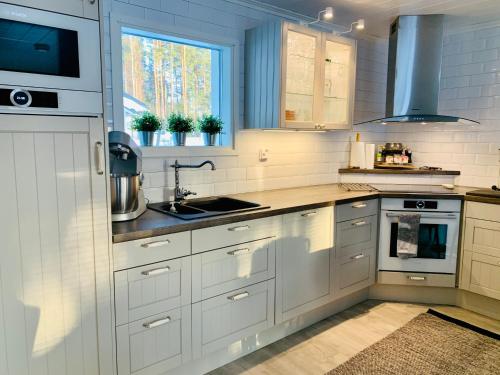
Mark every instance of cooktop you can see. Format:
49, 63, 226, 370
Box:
369, 184, 459, 194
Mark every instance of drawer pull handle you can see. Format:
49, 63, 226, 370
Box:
408, 276, 426, 281
301, 211, 317, 217
351, 253, 365, 260
142, 316, 171, 329
352, 203, 367, 208
352, 220, 367, 227
141, 239, 170, 248
227, 248, 251, 256
227, 291, 249, 301
141, 266, 170, 276
228, 225, 250, 232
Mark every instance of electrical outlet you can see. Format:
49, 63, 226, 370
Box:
259, 149, 269, 162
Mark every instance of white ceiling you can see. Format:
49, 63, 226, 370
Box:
251, 0, 500, 37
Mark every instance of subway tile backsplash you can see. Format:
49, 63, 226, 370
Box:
103, 1, 500, 202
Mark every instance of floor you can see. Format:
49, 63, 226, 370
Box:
210, 300, 500, 375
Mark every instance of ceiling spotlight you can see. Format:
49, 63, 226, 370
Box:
324, 7, 334, 20
303, 6, 336, 26
355, 19, 365, 30
337, 18, 367, 35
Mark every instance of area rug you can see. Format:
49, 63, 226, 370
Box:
326, 309, 500, 375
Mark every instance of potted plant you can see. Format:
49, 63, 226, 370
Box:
167, 113, 194, 146
131, 112, 162, 147
198, 114, 223, 146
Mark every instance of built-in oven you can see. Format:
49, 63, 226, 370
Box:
378, 198, 461, 275
0, 3, 101, 115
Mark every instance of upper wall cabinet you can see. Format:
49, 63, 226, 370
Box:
244, 21, 357, 130
2, 0, 99, 20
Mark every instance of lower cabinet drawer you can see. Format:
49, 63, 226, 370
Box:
192, 238, 276, 303
113, 231, 191, 271
334, 249, 375, 298
335, 215, 377, 259
377, 271, 456, 287
115, 257, 191, 325
192, 280, 275, 359
191, 216, 279, 254
116, 306, 191, 375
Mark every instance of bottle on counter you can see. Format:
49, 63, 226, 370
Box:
376, 145, 384, 163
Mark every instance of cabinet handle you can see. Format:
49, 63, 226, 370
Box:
352, 220, 367, 227
351, 253, 365, 260
352, 203, 367, 208
141, 239, 170, 248
227, 248, 251, 256
408, 276, 426, 281
228, 225, 250, 232
95, 141, 104, 175
301, 211, 317, 217
142, 316, 171, 329
227, 291, 249, 301
141, 266, 170, 276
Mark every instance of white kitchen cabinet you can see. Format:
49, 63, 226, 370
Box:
116, 306, 191, 375
192, 238, 276, 303
192, 280, 275, 359
115, 257, 192, 326
244, 21, 356, 130
2, 0, 99, 20
460, 202, 500, 300
0, 116, 113, 375
275, 207, 335, 323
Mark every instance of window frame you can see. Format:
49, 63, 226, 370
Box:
109, 14, 239, 154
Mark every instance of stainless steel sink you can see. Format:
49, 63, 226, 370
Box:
148, 197, 269, 220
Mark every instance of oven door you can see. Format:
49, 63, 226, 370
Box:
378, 210, 459, 274
0, 3, 100, 92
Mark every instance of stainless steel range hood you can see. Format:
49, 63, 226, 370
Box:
357, 15, 479, 125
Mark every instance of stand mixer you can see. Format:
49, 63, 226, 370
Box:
109, 131, 147, 222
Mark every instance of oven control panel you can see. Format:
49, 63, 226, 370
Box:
0, 88, 58, 109
403, 200, 438, 210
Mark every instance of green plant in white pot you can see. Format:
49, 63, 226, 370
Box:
131, 112, 162, 147
198, 114, 223, 146
167, 113, 194, 146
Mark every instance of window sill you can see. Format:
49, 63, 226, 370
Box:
140, 146, 238, 158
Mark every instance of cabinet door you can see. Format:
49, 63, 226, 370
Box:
192, 280, 275, 359
116, 306, 191, 375
321, 35, 356, 129
282, 24, 323, 129
115, 257, 191, 326
276, 208, 334, 323
192, 238, 276, 303
460, 218, 500, 301
0, 117, 112, 375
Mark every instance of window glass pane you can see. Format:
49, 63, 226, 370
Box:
121, 30, 220, 146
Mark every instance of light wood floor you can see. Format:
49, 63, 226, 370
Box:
210, 300, 500, 375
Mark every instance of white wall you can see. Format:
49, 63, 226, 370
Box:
102, 0, 500, 202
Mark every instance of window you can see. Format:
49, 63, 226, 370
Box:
119, 26, 234, 147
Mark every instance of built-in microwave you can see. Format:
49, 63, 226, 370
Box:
0, 3, 102, 115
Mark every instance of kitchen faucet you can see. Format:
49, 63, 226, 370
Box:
170, 160, 216, 201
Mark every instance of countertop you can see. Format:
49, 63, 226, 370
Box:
338, 168, 461, 175
112, 184, 476, 244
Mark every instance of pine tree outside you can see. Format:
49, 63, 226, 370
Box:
122, 30, 221, 146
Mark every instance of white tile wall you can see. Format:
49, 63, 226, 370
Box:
102, 0, 500, 202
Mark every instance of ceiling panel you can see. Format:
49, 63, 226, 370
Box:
252, 0, 500, 36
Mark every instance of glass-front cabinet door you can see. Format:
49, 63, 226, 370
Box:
321, 36, 356, 129
282, 25, 322, 129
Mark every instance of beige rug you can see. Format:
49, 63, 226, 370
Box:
327, 310, 500, 375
